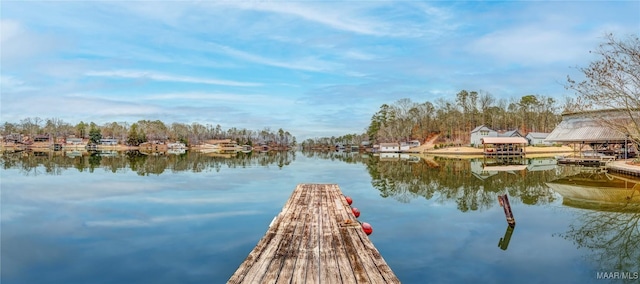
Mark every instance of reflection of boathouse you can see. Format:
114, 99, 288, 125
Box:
377, 152, 420, 162
526, 158, 557, 172
546, 172, 640, 212
470, 159, 527, 181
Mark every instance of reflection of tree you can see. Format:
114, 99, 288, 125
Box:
88, 153, 102, 173
364, 156, 558, 211
0, 150, 296, 176
300, 150, 367, 164
558, 203, 640, 275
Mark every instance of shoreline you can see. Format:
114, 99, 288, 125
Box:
416, 145, 576, 157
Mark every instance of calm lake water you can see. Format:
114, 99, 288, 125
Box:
1, 150, 639, 284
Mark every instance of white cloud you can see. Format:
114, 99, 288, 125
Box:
85, 70, 262, 87
0, 19, 62, 66
0, 19, 21, 41
469, 25, 592, 66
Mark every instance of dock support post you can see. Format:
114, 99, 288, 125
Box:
498, 194, 516, 227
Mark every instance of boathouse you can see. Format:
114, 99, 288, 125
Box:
471, 125, 523, 147
4, 133, 23, 143
545, 109, 639, 159
379, 143, 400, 153
481, 137, 527, 156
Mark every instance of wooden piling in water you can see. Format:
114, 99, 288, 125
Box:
498, 194, 516, 227
228, 183, 400, 284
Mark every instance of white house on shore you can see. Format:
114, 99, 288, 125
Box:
470, 125, 497, 147
525, 132, 552, 146
407, 140, 421, 148
499, 129, 523, 138
379, 143, 400, 152
378, 142, 412, 153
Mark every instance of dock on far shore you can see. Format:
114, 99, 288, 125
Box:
228, 183, 400, 284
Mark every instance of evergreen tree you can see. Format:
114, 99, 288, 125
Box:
88, 122, 102, 144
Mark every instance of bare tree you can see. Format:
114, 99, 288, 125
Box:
566, 33, 640, 143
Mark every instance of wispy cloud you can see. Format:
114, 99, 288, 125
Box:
214, 1, 456, 39
0, 75, 38, 92
469, 25, 593, 66
85, 70, 262, 87
208, 43, 338, 72
140, 91, 295, 106
219, 2, 388, 36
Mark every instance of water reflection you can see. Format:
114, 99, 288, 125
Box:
1, 150, 296, 176
364, 155, 559, 210
4, 149, 640, 283
300, 150, 369, 164
548, 171, 640, 276
498, 225, 515, 251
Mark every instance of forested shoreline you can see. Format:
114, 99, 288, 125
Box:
301, 92, 570, 148
0, 118, 296, 147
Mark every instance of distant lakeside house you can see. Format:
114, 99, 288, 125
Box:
525, 132, 552, 146
99, 138, 119, 145
470, 125, 523, 147
377, 140, 420, 153
379, 143, 400, 153
66, 137, 84, 145
33, 134, 50, 142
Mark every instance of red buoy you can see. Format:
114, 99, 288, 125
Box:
362, 222, 373, 235
345, 196, 353, 205
352, 207, 360, 218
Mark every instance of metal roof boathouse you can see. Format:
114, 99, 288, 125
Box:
546, 109, 639, 159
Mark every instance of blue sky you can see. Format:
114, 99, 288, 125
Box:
1, 1, 638, 139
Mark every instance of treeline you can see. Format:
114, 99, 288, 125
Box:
366, 91, 567, 144
1, 118, 296, 147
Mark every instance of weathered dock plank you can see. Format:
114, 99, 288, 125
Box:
228, 184, 400, 284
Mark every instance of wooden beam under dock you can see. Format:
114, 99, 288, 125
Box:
228, 183, 400, 284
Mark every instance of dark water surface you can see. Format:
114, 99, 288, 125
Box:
1, 150, 639, 283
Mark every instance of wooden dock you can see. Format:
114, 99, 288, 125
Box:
607, 160, 640, 177
228, 184, 400, 284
